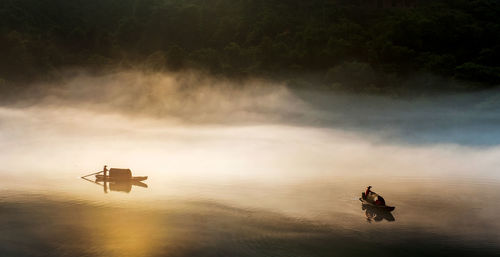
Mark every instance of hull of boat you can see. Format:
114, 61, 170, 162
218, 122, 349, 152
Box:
359, 198, 395, 211
95, 175, 148, 182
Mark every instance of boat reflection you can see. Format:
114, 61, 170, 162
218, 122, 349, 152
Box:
82, 177, 148, 193
362, 203, 395, 222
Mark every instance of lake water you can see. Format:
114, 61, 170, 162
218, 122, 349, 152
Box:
1, 83, 500, 257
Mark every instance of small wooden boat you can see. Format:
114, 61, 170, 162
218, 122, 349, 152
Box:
81, 167, 148, 193
359, 197, 395, 211
360, 190, 395, 211
95, 175, 148, 182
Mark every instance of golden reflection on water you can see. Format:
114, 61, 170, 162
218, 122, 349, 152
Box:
85, 210, 164, 257
2, 179, 499, 257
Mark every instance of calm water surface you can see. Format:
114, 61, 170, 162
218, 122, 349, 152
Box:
1, 91, 500, 257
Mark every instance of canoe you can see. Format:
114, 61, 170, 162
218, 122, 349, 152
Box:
359, 197, 395, 211
95, 175, 148, 182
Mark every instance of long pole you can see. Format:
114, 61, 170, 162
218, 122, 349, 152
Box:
81, 171, 103, 178
81, 176, 102, 186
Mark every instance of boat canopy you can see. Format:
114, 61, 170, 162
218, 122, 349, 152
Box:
109, 168, 132, 178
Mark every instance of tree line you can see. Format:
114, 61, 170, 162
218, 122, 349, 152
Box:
1, 0, 499, 92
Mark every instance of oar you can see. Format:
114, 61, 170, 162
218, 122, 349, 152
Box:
81, 171, 103, 178
81, 176, 103, 186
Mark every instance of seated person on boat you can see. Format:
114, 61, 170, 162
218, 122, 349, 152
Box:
363, 186, 386, 206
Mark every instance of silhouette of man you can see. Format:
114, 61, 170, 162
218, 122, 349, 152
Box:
103, 165, 108, 178
365, 186, 372, 199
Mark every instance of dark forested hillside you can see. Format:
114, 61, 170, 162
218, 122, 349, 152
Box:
1, 0, 499, 91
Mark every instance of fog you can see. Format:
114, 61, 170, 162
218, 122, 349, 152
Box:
7, 70, 308, 124
1, 70, 500, 182
6, 70, 500, 130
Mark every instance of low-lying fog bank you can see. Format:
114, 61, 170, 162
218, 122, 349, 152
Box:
2, 70, 500, 146
1, 70, 500, 181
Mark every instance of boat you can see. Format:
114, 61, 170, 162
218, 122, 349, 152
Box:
359, 197, 395, 211
359, 189, 395, 211
95, 175, 148, 182
81, 167, 148, 194
359, 188, 396, 222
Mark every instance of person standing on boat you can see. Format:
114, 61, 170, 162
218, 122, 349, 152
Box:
365, 186, 372, 198
103, 165, 108, 178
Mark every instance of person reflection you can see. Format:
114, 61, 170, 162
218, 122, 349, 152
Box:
103, 180, 108, 194
103, 165, 108, 194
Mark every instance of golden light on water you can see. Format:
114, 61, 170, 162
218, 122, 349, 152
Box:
86, 211, 164, 257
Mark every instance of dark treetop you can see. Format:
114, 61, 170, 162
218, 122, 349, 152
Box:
1, 0, 499, 92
